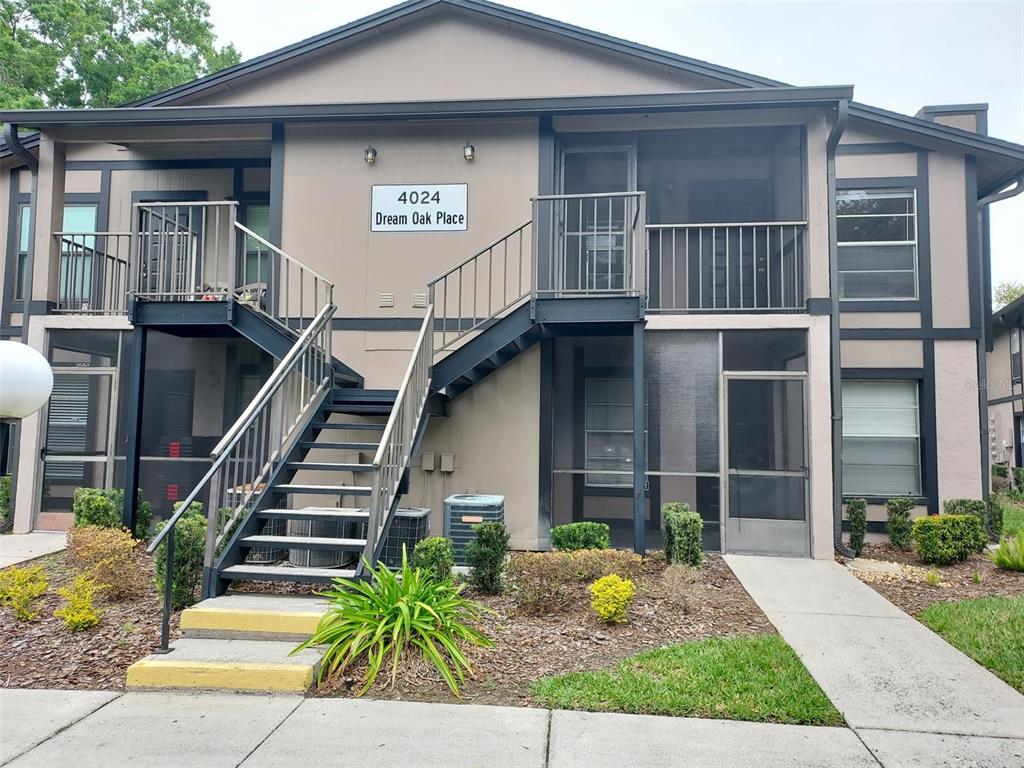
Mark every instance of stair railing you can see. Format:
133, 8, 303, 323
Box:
362, 304, 435, 568
145, 301, 336, 652
427, 222, 531, 352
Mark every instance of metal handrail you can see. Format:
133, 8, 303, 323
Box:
146, 301, 336, 651
647, 220, 808, 229
52, 231, 133, 314
362, 305, 434, 566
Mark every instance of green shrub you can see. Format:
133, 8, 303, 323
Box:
153, 502, 207, 610
993, 475, 1011, 494
590, 574, 635, 624
505, 550, 643, 612
912, 514, 987, 565
1014, 467, 1024, 490
993, 463, 1009, 478
885, 497, 915, 550
465, 521, 509, 594
0, 475, 11, 524
944, 498, 1000, 541
0, 565, 49, 621
990, 533, 1024, 572
411, 537, 455, 582
925, 567, 941, 587
294, 551, 492, 696
550, 522, 610, 551
54, 576, 103, 630
72, 487, 152, 539
846, 498, 867, 557
662, 503, 703, 566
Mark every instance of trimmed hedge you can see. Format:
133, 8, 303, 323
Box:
550, 522, 610, 551
944, 498, 1001, 541
886, 497, 915, 550
847, 498, 867, 557
153, 502, 207, 610
465, 521, 509, 594
662, 502, 703, 567
72, 487, 152, 539
992, 463, 1009, 478
1014, 467, 1024, 490
912, 514, 987, 565
412, 536, 455, 582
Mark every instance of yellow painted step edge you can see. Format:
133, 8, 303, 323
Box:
126, 659, 314, 692
179, 608, 325, 635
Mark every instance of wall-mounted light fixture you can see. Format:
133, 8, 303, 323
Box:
463, 142, 475, 161
364, 146, 378, 165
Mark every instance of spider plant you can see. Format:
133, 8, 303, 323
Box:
294, 550, 492, 696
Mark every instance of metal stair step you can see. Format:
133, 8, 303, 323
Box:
240, 535, 366, 551
219, 564, 356, 584
299, 441, 378, 451
323, 404, 393, 414
286, 462, 374, 473
332, 388, 397, 402
273, 484, 372, 496
257, 507, 369, 523
312, 421, 385, 431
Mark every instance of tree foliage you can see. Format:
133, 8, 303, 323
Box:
0, 0, 240, 109
994, 280, 1023, 310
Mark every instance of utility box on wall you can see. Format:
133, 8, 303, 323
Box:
444, 494, 504, 565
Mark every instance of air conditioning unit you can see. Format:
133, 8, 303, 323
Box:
444, 494, 504, 565
353, 507, 431, 569
287, 518, 348, 568
247, 517, 286, 564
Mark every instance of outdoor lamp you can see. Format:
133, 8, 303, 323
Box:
463, 142, 475, 161
364, 145, 378, 164
0, 341, 53, 421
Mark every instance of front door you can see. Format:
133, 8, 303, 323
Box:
724, 375, 809, 556
559, 147, 632, 292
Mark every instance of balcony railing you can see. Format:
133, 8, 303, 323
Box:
52, 232, 131, 314
646, 221, 806, 312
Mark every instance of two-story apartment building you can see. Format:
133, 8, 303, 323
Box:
989, 295, 1024, 473
2, 0, 1022, 591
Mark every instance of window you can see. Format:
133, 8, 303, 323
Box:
13, 204, 98, 301
14, 204, 30, 299
1012, 328, 1021, 383
837, 189, 917, 300
242, 204, 271, 285
58, 205, 98, 303
585, 378, 633, 487
842, 380, 921, 496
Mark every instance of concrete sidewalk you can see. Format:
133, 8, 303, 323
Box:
0, 688, 876, 768
726, 554, 1024, 767
0, 532, 67, 568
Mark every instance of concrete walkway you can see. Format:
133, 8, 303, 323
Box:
0, 689, 878, 768
726, 554, 1024, 767
0, 532, 66, 568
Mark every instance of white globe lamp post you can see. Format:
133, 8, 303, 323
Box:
0, 341, 54, 422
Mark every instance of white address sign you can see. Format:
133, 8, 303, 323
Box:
370, 183, 468, 232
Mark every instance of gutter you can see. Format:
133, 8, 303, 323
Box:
826, 100, 856, 558
0, 124, 39, 534
975, 172, 1024, 518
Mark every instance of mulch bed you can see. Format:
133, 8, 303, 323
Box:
312, 553, 775, 706
842, 543, 1024, 617
0, 550, 180, 690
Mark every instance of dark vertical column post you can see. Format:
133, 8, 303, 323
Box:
268, 122, 285, 318
122, 325, 148, 532
632, 321, 646, 554
537, 337, 554, 549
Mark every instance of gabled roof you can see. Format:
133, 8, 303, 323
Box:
0, 131, 40, 160
128, 0, 783, 107
994, 293, 1024, 327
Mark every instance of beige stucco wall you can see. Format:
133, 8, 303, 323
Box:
836, 152, 917, 178
929, 153, 971, 329
840, 312, 922, 329
406, 345, 541, 550
840, 339, 924, 368
934, 340, 983, 502
989, 401, 1019, 469
106, 168, 235, 232
187, 12, 721, 107
986, 326, 1014, 402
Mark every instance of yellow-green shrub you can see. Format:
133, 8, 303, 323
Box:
990, 533, 1024, 572
589, 573, 635, 624
506, 549, 643, 612
54, 576, 103, 630
0, 565, 49, 621
66, 525, 147, 600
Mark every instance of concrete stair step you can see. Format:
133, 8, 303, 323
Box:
126, 637, 322, 693
180, 594, 330, 640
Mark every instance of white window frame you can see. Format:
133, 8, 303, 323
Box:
837, 189, 919, 301
841, 379, 922, 497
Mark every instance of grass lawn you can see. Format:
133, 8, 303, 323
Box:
918, 595, 1024, 693
1002, 502, 1024, 536
528, 634, 843, 726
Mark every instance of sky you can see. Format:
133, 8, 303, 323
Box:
205, 0, 1023, 288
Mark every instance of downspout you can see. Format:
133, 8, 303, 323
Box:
826, 101, 855, 557
1, 124, 39, 534
975, 172, 1024, 517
